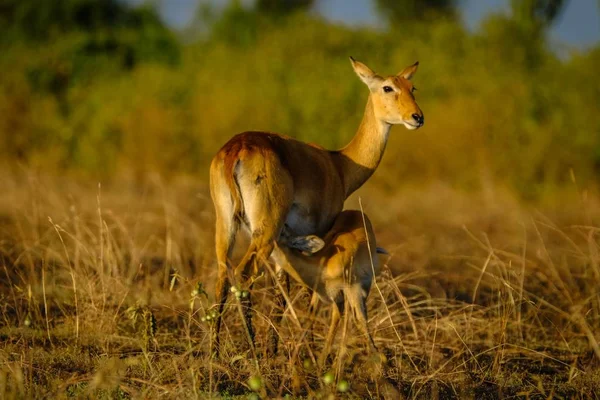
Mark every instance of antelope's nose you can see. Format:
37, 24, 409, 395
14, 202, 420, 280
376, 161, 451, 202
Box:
412, 113, 424, 126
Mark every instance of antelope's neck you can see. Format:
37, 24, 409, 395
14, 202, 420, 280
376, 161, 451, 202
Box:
334, 96, 391, 198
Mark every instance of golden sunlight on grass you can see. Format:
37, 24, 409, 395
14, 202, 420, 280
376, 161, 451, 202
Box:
1, 170, 599, 398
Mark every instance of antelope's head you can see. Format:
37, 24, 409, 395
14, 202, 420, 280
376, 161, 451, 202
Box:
350, 57, 424, 130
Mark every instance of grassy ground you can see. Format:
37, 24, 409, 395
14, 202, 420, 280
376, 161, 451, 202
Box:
1, 170, 599, 399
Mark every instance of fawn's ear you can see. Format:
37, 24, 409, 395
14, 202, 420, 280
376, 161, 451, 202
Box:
288, 235, 325, 254
350, 57, 384, 91
376, 247, 389, 255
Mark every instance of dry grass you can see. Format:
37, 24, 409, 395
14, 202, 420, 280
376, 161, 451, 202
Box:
1, 169, 599, 399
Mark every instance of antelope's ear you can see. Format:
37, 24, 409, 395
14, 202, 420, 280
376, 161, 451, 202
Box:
350, 57, 383, 91
288, 235, 325, 255
398, 61, 419, 80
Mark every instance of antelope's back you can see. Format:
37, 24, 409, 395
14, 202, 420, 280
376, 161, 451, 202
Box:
215, 131, 346, 236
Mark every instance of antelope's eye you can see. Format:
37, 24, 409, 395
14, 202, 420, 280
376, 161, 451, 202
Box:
383, 86, 393, 93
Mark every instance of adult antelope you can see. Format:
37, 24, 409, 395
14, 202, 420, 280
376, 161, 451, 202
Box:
209, 57, 423, 352
274, 210, 387, 363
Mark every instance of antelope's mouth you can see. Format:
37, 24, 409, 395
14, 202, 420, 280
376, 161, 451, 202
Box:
403, 121, 423, 130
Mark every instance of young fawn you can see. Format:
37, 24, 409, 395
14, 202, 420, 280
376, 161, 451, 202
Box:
272, 210, 387, 362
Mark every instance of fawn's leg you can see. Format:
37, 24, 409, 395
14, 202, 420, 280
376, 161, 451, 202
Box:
319, 292, 344, 367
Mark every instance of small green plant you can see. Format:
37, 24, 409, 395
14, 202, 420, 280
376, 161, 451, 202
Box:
23, 311, 32, 327
200, 309, 218, 323
126, 304, 158, 350
191, 282, 207, 298
248, 375, 262, 391
169, 269, 181, 291
337, 379, 349, 393
230, 285, 249, 300
303, 358, 313, 371
322, 371, 334, 385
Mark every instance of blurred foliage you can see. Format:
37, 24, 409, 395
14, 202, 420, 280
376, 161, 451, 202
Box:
511, 0, 566, 31
0, 0, 179, 65
374, 0, 460, 23
0, 0, 599, 199
256, 0, 314, 15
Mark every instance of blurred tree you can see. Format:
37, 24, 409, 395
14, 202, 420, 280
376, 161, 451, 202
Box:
1, 0, 179, 114
374, 0, 460, 24
480, 0, 569, 71
200, 0, 316, 46
511, 0, 567, 34
0, 0, 181, 170
209, 0, 259, 46
1, 0, 121, 41
255, 0, 314, 15
0, 0, 178, 67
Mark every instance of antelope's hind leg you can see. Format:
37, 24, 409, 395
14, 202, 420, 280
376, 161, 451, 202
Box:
266, 264, 290, 356
233, 153, 294, 350
210, 177, 239, 357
